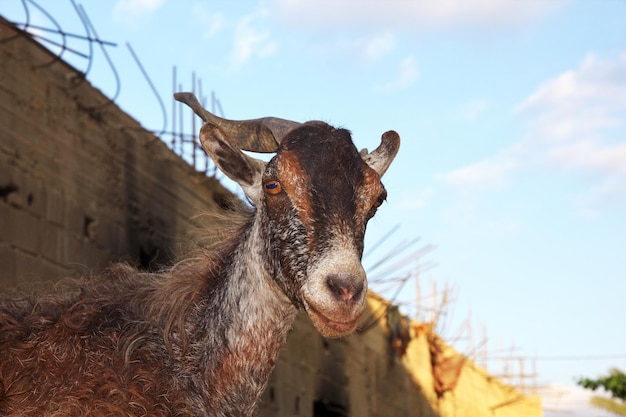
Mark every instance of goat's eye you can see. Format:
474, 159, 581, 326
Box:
264, 181, 282, 195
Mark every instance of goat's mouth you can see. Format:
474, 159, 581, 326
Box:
303, 301, 359, 338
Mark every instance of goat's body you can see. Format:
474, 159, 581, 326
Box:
1, 98, 400, 416
1, 267, 194, 416
0, 213, 297, 416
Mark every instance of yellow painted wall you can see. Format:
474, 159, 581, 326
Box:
258, 293, 542, 417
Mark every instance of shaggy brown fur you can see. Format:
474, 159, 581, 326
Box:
0, 119, 399, 416
1, 265, 199, 416
0, 206, 263, 416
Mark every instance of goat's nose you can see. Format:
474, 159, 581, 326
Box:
326, 273, 365, 304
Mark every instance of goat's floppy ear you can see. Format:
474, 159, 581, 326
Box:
199, 123, 266, 203
361, 130, 400, 177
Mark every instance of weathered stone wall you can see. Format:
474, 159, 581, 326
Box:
258, 294, 542, 417
0, 20, 234, 288
0, 20, 542, 417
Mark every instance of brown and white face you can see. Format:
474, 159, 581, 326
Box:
260, 123, 398, 337
176, 93, 399, 338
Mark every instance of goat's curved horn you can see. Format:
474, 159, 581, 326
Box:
174, 92, 301, 153
362, 130, 401, 177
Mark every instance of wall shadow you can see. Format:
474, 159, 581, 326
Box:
257, 299, 440, 417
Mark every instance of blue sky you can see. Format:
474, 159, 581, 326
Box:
3, 1, 625, 415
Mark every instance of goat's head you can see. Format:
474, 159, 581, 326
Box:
175, 93, 400, 338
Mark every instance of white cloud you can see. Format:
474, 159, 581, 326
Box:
229, 11, 278, 70
441, 149, 520, 192
514, 53, 626, 146
271, 0, 565, 32
305, 32, 395, 70
517, 52, 626, 207
516, 53, 626, 114
362, 32, 396, 62
548, 139, 626, 176
443, 52, 626, 210
192, 4, 225, 38
395, 188, 434, 210
113, 0, 165, 28
375, 55, 419, 92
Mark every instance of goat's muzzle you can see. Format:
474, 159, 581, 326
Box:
302, 253, 368, 338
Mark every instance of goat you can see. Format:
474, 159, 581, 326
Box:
0, 93, 400, 416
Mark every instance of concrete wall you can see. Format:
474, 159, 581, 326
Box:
0, 20, 542, 417
0, 20, 235, 288
258, 294, 542, 417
